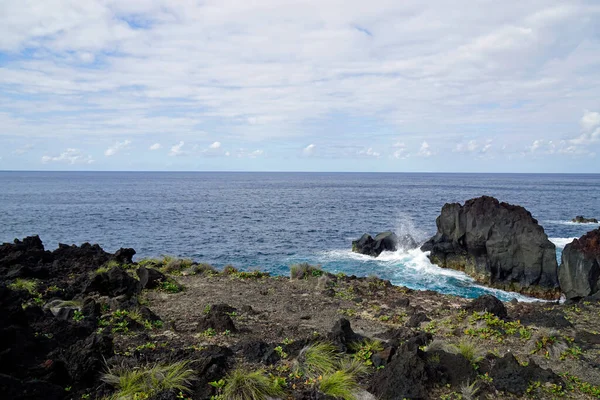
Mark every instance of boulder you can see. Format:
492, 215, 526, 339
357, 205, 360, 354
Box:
113, 247, 136, 264
558, 228, 600, 300
198, 305, 237, 333
136, 267, 166, 289
369, 345, 428, 399
463, 294, 507, 319
572, 216, 599, 224
329, 318, 363, 352
421, 196, 559, 298
352, 232, 398, 257
85, 267, 141, 298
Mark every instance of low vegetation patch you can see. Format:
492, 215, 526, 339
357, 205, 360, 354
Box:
220, 368, 284, 400
290, 263, 324, 279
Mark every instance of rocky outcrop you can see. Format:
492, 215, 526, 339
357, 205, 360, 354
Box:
421, 196, 559, 298
352, 232, 417, 257
558, 228, 600, 300
463, 294, 507, 319
572, 216, 599, 224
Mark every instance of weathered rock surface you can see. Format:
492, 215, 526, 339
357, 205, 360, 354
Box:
463, 294, 507, 319
572, 216, 599, 224
558, 228, 600, 300
421, 196, 559, 298
352, 232, 418, 257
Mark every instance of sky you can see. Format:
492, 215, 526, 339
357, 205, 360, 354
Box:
1, 1, 600, 173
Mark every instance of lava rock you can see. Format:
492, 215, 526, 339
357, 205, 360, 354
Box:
485, 353, 562, 396
352, 232, 401, 257
329, 318, 363, 352
136, 266, 166, 289
572, 216, 598, 224
463, 294, 507, 319
558, 228, 600, 300
198, 306, 237, 333
426, 350, 476, 387
421, 196, 559, 298
406, 312, 431, 327
369, 345, 428, 399
113, 247, 136, 264
86, 267, 141, 298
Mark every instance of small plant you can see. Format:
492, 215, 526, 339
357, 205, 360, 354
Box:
160, 279, 183, 293
102, 360, 197, 398
451, 338, 485, 366
9, 278, 38, 294
274, 346, 288, 359
319, 370, 358, 400
73, 310, 85, 322
95, 266, 110, 275
282, 338, 294, 345
202, 328, 217, 337
222, 265, 238, 275
460, 380, 480, 400
222, 368, 284, 400
203, 304, 212, 315
339, 308, 356, 317
349, 339, 384, 366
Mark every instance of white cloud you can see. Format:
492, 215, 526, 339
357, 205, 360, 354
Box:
149, 143, 161, 150
570, 110, 600, 146
357, 147, 381, 158
303, 144, 316, 155
454, 139, 492, 154
209, 141, 222, 149
392, 142, 409, 159
417, 141, 433, 157
41, 148, 94, 164
249, 149, 264, 158
104, 139, 131, 156
169, 141, 185, 156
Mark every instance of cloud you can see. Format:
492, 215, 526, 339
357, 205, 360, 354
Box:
249, 149, 264, 158
209, 141, 222, 149
303, 144, 316, 155
392, 142, 409, 159
168, 141, 185, 156
357, 147, 381, 158
41, 148, 94, 164
454, 139, 492, 154
149, 143, 161, 150
104, 139, 131, 156
417, 141, 433, 157
570, 110, 600, 146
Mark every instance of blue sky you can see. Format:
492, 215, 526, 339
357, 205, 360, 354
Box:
1, 1, 599, 172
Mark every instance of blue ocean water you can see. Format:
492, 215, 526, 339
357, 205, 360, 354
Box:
1, 172, 599, 301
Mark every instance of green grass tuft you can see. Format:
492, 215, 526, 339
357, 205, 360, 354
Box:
298, 342, 339, 377
102, 360, 196, 399
8, 278, 38, 294
319, 370, 359, 400
451, 338, 485, 365
290, 263, 324, 279
222, 368, 284, 400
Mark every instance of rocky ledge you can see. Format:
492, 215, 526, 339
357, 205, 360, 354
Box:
572, 216, 599, 224
1, 236, 600, 399
420, 196, 560, 299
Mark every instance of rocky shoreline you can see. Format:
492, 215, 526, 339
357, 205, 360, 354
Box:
1, 232, 600, 399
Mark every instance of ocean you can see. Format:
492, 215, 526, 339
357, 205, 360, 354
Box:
1, 171, 599, 301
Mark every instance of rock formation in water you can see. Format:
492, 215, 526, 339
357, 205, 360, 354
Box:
421, 196, 560, 298
558, 228, 600, 301
572, 216, 599, 224
352, 231, 418, 257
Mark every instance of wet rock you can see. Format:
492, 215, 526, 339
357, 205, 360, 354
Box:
421, 196, 559, 298
352, 232, 402, 257
136, 266, 166, 289
329, 318, 363, 352
485, 353, 562, 396
463, 294, 507, 319
572, 216, 598, 224
558, 228, 600, 300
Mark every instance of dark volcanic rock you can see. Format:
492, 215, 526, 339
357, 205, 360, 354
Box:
406, 311, 431, 327
421, 196, 559, 298
198, 305, 237, 333
352, 231, 399, 257
137, 266, 166, 289
86, 267, 141, 298
558, 228, 600, 300
572, 216, 599, 224
369, 345, 428, 399
426, 350, 476, 387
113, 247, 136, 264
485, 353, 562, 396
329, 318, 363, 352
463, 294, 507, 319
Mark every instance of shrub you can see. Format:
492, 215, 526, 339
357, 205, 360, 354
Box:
349, 339, 384, 366
450, 338, 485, 365
161, 256, 194, 274
222, 368, 283, 400
102, 360, 196, 399
8, 278, 38, 294
290, 263, 323, 279
319, 370, 359, 400
222, 265, 238, 275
